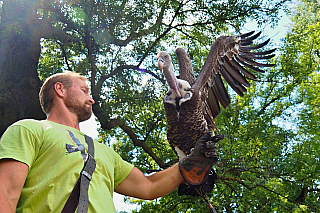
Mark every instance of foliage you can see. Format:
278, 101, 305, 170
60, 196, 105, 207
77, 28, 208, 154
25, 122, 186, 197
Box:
33, 0, 289, 170
4, 0, 320, 212
121, 0, 320, 212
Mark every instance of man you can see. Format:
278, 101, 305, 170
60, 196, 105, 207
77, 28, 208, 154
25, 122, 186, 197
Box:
0, 72, 218, 212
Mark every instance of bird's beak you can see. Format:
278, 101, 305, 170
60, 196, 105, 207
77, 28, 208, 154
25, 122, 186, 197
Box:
158, 58, 164, 72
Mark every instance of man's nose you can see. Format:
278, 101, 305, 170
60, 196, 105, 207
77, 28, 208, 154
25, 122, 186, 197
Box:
87, 95, 95, 105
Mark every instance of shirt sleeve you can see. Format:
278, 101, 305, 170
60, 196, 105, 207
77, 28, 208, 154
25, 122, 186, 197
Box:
112, 149, 134, 188
0, 124, 41, 169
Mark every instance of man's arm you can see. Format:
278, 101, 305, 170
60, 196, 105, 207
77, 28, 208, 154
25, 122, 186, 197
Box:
115, 163, 184, 200
0, 159, 28, 213
115, 132, 223, 200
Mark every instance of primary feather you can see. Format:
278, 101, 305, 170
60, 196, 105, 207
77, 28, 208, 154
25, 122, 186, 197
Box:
157, 31, 275, 159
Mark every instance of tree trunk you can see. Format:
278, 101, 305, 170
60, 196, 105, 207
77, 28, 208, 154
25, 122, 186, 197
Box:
0, 0, 46, 136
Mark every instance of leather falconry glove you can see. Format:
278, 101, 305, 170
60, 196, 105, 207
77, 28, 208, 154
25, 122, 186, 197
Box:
179, 132, 224, 185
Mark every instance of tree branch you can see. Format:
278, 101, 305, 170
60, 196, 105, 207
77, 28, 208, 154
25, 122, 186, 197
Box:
106, 118, 166, 167
93, 104, 166, 167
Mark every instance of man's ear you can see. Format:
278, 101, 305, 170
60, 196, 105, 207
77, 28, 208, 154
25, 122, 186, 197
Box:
53, 82, 66, 98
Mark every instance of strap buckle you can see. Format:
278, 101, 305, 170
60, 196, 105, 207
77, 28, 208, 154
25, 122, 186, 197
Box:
81, 171, 92, 181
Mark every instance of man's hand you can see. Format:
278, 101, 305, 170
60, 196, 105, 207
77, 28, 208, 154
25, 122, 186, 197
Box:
179, 132, 224, 185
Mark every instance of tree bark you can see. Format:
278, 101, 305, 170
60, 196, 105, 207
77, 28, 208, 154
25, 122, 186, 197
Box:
0, 0, 46, 136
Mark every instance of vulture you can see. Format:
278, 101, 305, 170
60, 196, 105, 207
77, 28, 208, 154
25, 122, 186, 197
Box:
157, 31, 276, 160
157, 31, 275, 212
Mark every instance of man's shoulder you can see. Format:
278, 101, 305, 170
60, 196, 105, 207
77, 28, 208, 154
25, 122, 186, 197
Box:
9, 119, 51, 134
1, 119, 49, 147
93, 140, 113, 152
12, 119, 47, 128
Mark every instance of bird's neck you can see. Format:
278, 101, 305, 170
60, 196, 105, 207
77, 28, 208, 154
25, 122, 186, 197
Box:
164, 65, 182, 97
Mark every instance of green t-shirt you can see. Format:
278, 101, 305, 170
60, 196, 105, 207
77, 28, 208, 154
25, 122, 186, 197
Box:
0, 119, 134, 212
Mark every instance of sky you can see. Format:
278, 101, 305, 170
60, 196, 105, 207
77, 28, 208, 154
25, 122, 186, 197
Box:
78, 5, 293, 212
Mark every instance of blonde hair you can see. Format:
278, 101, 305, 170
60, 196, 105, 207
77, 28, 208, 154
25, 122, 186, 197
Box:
39, 72, 87, 115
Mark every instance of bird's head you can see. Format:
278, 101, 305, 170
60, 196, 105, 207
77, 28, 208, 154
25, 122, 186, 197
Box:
157, 51, 182, 98
157, 51, 172, 72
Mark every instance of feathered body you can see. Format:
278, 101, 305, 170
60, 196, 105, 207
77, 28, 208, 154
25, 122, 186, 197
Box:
157, 31, 275, 159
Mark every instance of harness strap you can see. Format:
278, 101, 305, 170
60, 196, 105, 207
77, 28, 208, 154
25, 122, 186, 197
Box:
62, 135, 96, 213
85, 135, 94, 157
77, 153, 96, 212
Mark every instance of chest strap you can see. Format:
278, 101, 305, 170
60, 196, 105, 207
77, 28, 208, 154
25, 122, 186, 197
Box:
62, 135, 96, 213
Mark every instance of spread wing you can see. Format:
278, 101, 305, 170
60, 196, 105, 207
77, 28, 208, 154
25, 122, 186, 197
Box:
175, 47, 196, 86
158, 31, 275, 158
175, 48, 217, 130
189, 31, 275, 119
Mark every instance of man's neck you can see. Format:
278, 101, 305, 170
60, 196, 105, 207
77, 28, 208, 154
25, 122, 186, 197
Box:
47, 112, 80, 130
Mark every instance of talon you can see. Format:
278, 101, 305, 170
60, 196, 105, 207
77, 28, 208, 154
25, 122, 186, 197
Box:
205, 152, 218, 158
205, 141, 217, 149
210, 134, 224, 142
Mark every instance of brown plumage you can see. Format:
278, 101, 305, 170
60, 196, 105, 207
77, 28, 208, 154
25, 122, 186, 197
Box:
157, 31, 275, 159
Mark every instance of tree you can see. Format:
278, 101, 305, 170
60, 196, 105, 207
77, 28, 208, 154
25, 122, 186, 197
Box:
122, 0, 320, 211
0, 0, 284, 138
0, 0, 46, 136
278, 0, 320, 209
1, 0, 304, 212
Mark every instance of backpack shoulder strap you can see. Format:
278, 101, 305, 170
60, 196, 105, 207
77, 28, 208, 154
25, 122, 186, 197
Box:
62, 135, 96, 213
85, 135, 94, 157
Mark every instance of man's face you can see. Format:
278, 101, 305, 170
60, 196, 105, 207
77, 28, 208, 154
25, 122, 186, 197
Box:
64, 77, 95, 122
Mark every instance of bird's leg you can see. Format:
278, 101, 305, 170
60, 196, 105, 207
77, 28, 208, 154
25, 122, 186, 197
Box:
203, 134, 224, 158
174, 146, 187, 160
179, 132, 219, 185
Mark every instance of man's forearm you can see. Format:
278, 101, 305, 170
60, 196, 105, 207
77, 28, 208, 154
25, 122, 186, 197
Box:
0, 159, 28, 213
0, 191, 16, 213
145, 163, 184, 199
115, 163, 184, 200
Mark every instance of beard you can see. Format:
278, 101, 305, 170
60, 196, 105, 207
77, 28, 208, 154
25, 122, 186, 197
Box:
65, 92, 92, 123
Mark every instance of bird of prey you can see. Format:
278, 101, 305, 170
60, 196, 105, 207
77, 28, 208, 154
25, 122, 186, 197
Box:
157, 31, 275, 159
